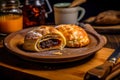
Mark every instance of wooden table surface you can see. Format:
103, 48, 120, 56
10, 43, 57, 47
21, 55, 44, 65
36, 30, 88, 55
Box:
0, 27, 120, 80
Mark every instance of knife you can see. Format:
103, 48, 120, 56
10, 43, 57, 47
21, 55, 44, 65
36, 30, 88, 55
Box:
84, 46, 120, 80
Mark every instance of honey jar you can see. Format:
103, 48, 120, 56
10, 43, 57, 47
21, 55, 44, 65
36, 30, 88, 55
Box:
0, 0, 23, 35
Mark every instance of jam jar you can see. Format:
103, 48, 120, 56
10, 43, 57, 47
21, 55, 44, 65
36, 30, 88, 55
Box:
23, 0, 52, 28
0, 0, 23, 35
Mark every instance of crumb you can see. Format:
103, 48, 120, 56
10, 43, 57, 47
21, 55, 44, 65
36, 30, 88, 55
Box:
53, 51, 63, 55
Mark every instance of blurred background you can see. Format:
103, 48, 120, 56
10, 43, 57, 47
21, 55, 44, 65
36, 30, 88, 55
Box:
19, 0, 120, 23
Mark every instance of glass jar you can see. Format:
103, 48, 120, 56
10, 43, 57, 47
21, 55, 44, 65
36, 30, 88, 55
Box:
23, 0, 52, 28
0, 0, 23, 35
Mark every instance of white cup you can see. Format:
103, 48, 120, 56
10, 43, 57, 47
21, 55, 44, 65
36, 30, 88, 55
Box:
54, 3, 85, 24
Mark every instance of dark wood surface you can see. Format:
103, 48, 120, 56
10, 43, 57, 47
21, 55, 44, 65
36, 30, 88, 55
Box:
102, 34, 120, 49
0, 29, 120, 80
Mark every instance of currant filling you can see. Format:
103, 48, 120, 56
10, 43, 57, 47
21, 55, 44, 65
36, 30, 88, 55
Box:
40, 39, 61, 49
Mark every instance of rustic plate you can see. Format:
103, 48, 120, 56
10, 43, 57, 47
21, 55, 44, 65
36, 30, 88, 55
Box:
84, 16, 120, 33
3, 27, 106, 63
93, 25, 120, 33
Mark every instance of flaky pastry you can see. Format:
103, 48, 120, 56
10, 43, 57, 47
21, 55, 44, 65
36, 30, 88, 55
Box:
55, 24, 90, 47
23, 26, 66, 51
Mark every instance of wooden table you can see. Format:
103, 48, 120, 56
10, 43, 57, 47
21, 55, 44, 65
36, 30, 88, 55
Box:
0, 29, 120, 80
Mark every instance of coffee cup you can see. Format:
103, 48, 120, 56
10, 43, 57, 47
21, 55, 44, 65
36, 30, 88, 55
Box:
54, 3, 85, 24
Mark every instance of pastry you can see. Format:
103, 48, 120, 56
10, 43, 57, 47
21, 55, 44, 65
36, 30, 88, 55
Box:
23, 26, 66, 51
55, 24, 90, 47
95, 10, 120, 25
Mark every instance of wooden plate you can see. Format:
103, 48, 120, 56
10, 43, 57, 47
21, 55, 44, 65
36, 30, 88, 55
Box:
84, 16, 120, 33
3, 27, 106, 63
93, 25, 120, 33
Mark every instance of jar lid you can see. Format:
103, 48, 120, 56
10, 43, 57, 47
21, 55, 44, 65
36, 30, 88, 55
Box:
0, 0, 20, 7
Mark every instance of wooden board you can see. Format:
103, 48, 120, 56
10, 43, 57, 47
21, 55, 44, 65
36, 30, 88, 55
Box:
0, 47, 119, 80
